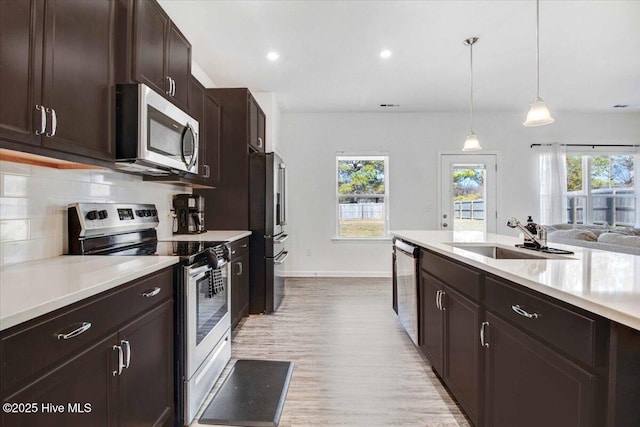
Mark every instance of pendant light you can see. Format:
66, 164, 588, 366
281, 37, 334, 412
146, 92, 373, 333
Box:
524, 0, 554, 126
463, 37, 481, 151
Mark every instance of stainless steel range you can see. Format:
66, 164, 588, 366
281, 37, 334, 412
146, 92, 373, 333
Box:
67, 202, 231, 426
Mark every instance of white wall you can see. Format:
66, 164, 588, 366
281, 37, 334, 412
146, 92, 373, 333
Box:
0, 161, 187, 266
279, 111, 640, 277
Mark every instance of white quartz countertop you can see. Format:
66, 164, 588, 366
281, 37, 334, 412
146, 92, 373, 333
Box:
392, 230, 640, 331
157, 230, 251, 243
0, 255, 179, 332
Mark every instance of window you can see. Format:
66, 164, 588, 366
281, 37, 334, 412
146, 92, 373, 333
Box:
336, 155, 389, 238
566, 154, 636, 226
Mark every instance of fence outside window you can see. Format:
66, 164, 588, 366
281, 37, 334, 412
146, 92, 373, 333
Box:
453, 199, 485, 220
567, 188, 635, 226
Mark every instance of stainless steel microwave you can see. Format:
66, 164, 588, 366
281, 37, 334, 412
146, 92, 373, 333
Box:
115, 84, 199, 175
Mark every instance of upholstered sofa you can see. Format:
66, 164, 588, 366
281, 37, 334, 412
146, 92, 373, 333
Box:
545, 224, 640, 256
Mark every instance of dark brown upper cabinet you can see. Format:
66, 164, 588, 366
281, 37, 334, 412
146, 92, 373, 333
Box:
195, 88, 266, 230
249, 94, 266, 153
117, 0, 191, 110
0, 0, 115, 163
186, 76, 221, 187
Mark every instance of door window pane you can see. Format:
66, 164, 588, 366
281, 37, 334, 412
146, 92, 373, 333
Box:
453, 166, 486, 232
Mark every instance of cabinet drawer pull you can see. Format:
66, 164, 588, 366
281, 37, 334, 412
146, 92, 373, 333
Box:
203, 164, 210, 178
121, 340, 131, 369
35, 105, 46, 135
257, 137, 263, 148
112, 345, 124, 376
236, 262, 243, 275
512, 304, 539, 319
480, 321, 490, 348
141, 287, 161, 298
57, 322, 92, 340
45, 108, 57, 137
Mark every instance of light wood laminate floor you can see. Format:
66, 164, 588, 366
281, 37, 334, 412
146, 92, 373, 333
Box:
192, 278, 470, 427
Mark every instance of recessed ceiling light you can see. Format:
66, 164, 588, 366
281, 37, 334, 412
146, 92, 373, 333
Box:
379, 50, 392, 59
613, 104, 629, 108
379, 104, 399, 107
267, 51, 280, 61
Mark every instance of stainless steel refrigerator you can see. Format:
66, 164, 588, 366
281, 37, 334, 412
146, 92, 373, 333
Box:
249, 152, 289, 313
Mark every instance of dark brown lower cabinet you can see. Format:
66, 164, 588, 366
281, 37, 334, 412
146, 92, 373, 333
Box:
484, 311, 596, 427
1, 333, 118, 427
419, 270, 481, 425
443, 286, 481, 425
0, 267, 174, 427
230, 238, 250, 329
420, 270, 445, 374
118, 301, 174, 427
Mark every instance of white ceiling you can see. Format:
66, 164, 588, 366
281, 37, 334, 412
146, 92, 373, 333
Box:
159, 0, 640, 113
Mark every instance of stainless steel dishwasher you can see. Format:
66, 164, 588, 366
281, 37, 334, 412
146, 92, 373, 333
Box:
394, 239, 420, 345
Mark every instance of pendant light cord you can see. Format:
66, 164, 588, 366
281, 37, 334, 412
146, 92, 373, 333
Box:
470, 40, 474, 133
536, 0, 540, 98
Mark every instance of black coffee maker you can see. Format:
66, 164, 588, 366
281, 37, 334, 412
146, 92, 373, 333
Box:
173, 194, 205, 234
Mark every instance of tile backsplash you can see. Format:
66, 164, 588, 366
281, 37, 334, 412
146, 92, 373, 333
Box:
0, 160, 190, 266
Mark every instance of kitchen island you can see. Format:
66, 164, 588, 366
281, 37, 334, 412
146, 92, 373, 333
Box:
392, 230, 640, 427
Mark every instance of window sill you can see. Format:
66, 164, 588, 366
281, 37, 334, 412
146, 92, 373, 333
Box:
331, 237, 392, 242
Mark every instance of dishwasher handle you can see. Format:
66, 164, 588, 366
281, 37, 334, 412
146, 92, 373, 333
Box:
394, 239, 419, 257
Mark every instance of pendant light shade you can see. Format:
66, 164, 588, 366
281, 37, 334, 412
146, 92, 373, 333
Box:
524, 0, 554, 127
524, 96, 554, 126
463, 37, 481, 151
463, 133, 481, 151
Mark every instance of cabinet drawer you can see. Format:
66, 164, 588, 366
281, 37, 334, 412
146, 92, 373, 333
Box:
1, 267, 173, 392
229, 237, 249, 259
420, 250, 481, 300
484, 275, 596, 366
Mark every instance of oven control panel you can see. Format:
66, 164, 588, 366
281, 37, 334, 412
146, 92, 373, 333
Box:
69, 203, 159, 237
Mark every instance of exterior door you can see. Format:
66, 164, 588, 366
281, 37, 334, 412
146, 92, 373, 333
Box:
440, 154, 497, 233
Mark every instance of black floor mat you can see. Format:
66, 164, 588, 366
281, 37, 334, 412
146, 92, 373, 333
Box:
199, 359, 294, 427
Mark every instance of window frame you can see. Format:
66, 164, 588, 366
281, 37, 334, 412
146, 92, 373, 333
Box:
335, 154, 390, 240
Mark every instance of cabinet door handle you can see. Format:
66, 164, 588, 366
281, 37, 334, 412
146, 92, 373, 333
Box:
172, 78, 176, 96
112, 345, 124, 376
45, 108, 56, 137
121, 340, 131, 369
141, 287, 161, 298
236, 262, 243, 275
35, 105, 46, 135
435, 290, 441, 310
203, 164, 210, 178
57, 322, 92, 340
166, 76, 172, 95
511, 304, 539, 319
480, 321, 490, 348
439, 290, 446, 311
257, 137, 263, 148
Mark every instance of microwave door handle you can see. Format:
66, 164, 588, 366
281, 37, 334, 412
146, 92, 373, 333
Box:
183, 124, 198, 171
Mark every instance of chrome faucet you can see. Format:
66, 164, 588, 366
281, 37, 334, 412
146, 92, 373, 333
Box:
506, 217, 547, 249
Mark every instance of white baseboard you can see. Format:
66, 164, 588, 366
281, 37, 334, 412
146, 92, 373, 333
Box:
285, 271, 392, 278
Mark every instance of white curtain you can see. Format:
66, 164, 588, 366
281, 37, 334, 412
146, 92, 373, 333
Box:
539, 144, 568, 225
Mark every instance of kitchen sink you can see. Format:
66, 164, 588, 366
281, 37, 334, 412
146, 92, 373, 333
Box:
448, 244, 565, 260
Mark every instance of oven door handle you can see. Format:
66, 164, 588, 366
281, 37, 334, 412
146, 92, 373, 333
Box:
189, 265, 210, 278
